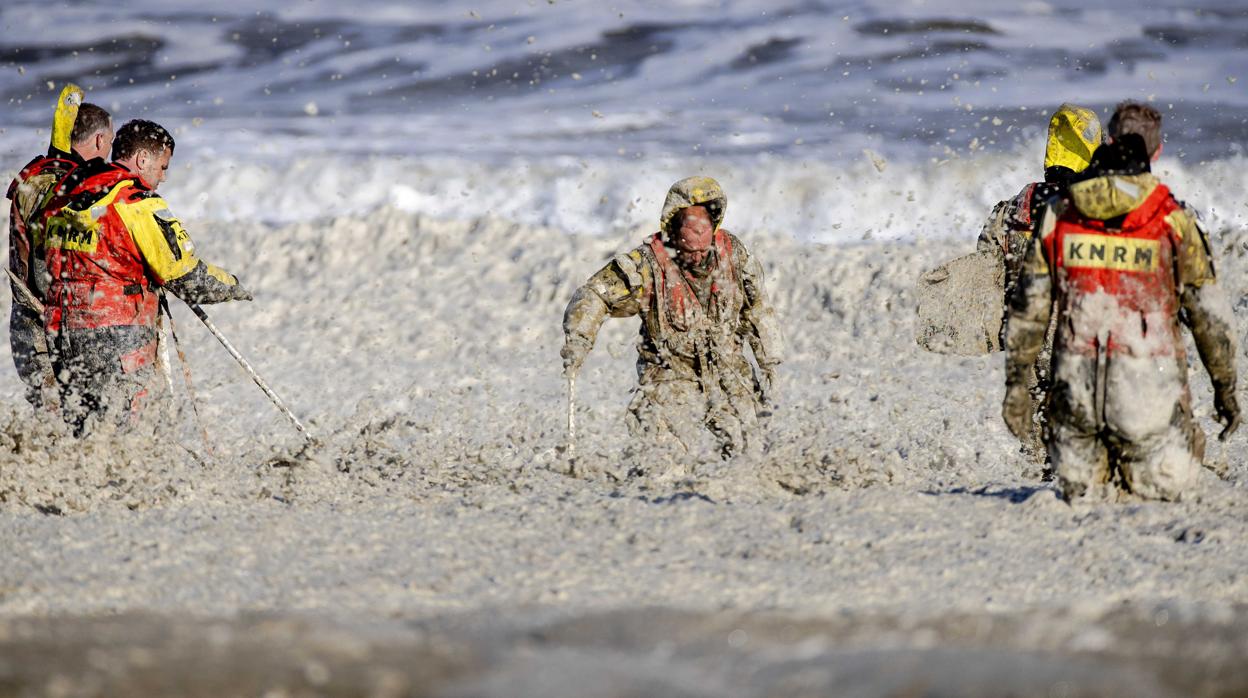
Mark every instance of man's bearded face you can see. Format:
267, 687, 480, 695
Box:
674, 206, 714, 266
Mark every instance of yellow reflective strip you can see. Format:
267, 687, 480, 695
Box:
44, 180, 132, 253
1062, 233, 1160, 272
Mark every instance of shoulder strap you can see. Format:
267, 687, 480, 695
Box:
713, 229, 736, 282
647, 232, 671, 265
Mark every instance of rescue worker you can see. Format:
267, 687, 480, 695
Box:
43, 119, 252, 434
1003, 101, 1239, 501
5, 86, 112, 408
561, 176, 782, 458
978, 103, 1103, 462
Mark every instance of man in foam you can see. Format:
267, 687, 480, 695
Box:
562, 176, 783, 459
5, 86, 113, 408
43, 119, 252, 434
1003, 101, 1238, 501
978, 103, 1103, 462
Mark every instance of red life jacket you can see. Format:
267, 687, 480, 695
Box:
6, 153, 78, 292
1010, 183, 1039, 231
646, 229, 739, 339
44, 164, 159, 333
1043, 182, 1184, 358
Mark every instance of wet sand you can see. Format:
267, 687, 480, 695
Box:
3, 604, 1248, 697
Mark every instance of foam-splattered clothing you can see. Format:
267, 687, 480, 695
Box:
981, 104, 1103, 461
44, 161, 248, 433
1007, 169, 1236, 500
5, 150, 80, 407
563, 177, 782, 458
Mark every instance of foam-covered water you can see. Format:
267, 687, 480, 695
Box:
2, 210, 1248, 696
3, 0, 1248, 234
5, 146, 1248, 243
86, 150, 1248, 240
4, 0, 1247, 157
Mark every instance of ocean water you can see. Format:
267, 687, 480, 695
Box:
2, 0, 1247, 238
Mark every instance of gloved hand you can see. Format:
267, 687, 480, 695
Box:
1214, 382, 1240, 441
1002, 382, 1033, 441
230, 284, 254, 301
561, 337, 589, 378
755, 366, 777, 417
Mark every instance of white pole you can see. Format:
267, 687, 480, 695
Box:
186, 301, 311, 441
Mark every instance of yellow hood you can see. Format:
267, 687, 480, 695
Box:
1068, 173, 1160, 220
51, 83, 84, 155
659, 176, 727, 238
1044, 103, 1102, 172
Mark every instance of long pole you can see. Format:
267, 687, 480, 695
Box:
567, 376, 576, 449
566, 375, 577, 475
185, 301, 311, 440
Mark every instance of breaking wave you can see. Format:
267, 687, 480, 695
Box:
2, 0, 1247, 163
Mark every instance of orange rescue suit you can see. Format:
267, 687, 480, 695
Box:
1039, 182, 1183, 359
44, 164, 161, 332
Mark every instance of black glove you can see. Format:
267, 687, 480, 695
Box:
230, 283, 254, 302
755, 366, 777, 416
1002, 382, 1033, 441
1214, 382, 1240, 441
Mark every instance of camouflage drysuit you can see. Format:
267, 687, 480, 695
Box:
1004, 137, 1238, 501
978, 103, 1103, 460
5, 85, 92, 409
562, 177, 783, 458
6, 150, 80, 407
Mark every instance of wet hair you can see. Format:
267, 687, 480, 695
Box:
112, 119, 176, 162
1083, 133, 1151, 177
69, 103, 112, 146
1108, 101, 1162, 157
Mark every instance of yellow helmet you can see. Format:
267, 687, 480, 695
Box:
1044, 103, 1102, 172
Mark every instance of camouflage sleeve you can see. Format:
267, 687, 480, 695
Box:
165, 261, 252, 304
976, 199, 1010, 257
732, 235, 783, 368
1169, 205, 1217, 289
1171, 206, 1237, 392
1004, 208, 1054, 388
562, 248, 651, 359
14, 172, 59, 226
11, 172, 61, 294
